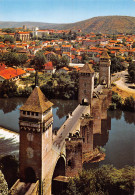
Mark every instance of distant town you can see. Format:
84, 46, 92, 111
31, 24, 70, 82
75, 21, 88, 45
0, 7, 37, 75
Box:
0, 25, 135, 99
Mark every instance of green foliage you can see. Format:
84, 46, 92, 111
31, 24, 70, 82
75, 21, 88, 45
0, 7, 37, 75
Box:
2, 28, 16, 33
3, 52, 19, 66
0, 80, 18, 98
132, 42, 135, 48
111, 92, 122, 109
0, 36, 4, 42
33, 51, 46, 70
43, 46, 56, 52
18, 53, 28, 65
128, 62, 135, 83
81, 53, 89, 64
59, 56, 69, 68
62, 165, 135, 195
41, 72, 79, 100
0, 170, 8, 195
111, 57, 126, 74
17, 86, 33, 97
2, 52, 28, 66
123, 96, 135, 112
4, 35, 15, 43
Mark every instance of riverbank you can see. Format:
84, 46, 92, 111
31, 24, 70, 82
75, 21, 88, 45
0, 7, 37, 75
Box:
112, 70, 135, 99
112, 83, 135, 99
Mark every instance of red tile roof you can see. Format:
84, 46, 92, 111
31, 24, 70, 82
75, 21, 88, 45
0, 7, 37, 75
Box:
0, 63, 6, 71
0, 67, 26, 80
43, 61, 53, 67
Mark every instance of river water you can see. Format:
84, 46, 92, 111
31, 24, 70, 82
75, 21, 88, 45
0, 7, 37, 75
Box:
0, 97, 134, 168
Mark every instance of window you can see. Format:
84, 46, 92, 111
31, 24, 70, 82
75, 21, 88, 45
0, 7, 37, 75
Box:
31, 112, 34, 116
36, 112, 38, 116
23, 111, 26, 115
27, 111, 30, 115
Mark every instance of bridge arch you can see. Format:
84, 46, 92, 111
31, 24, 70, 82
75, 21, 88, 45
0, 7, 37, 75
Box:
24, 167, 36, 183
51, 155, 66, 195
100, 76, 107, 85
81, 98, 89, 105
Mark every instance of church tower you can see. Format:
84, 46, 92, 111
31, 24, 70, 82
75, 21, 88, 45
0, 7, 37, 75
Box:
19, 86, 53, 191
99, 51, 111, 87
78, 63, 94, 105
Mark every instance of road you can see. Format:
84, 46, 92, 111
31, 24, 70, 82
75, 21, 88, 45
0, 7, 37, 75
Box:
111, 70, 135, 94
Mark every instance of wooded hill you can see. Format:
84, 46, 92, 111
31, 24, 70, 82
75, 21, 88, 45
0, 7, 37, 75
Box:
0, 16, 135, 34
60, 16, 135, 34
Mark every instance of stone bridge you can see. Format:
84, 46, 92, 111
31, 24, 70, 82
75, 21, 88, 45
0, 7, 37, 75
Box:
9, 51, 112, 195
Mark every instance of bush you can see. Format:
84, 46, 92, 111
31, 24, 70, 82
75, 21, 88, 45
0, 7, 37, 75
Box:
62, 165, 135, 195
0, 80, 18, 98
112, 92, 122, 109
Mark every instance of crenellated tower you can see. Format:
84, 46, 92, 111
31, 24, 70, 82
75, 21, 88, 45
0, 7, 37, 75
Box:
19, 86, 53, 191
78, 63, 94, 105
99, 51, 111, 87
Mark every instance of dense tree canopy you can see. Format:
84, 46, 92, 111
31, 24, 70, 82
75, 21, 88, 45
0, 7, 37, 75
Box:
41, 72, 78, 99
33, 51, 46, 70
2, 52, 28, 67
3, 35, 15, 43
111, 57, 126, 73
62, 165, 135, 195
0, 80, 18, 98
128, 62, 135, 83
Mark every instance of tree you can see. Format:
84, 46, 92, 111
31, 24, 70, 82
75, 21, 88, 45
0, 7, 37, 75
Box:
0, 80, 18, 98
2, 28, 16, 33
112, 92, 122, 108
34, 51, 46, 70
18, 53, 28, 66
62, 165, 135, 195
0, 36, 4, 42
3, 52, 19, 67
132, 42, 135, 48
128, 62, 135, 83
0, 170, 8, 195
59, 56, 69, 69
111, 57, 126, 73
81, 53, 89, 64
50, 54, 60, 67
4, 35, 15, 43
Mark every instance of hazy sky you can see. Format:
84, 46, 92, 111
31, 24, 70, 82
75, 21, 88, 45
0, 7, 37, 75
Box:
0, 0, 135, 23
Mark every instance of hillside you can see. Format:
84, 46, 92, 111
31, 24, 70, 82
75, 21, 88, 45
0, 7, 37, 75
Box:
59, 16, 135, 34
0, 16, 135, 34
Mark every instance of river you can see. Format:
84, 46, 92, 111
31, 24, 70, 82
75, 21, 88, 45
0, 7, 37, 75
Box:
0, 97, 135, 168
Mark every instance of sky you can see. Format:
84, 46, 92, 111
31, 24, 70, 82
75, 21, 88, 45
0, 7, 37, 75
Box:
0, 0, 135, 23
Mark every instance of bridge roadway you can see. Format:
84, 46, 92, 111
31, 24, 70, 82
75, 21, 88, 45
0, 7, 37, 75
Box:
53, 104, 90, 150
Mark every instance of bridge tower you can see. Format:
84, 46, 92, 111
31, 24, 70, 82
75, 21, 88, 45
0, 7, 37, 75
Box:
78, 63, 94, 105
19, 86, 53, 193
99, 51, 111, 87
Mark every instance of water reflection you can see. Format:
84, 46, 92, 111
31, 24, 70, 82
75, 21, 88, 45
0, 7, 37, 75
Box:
52, 99, 78, 119
0, 98, 25, 114
93, 116, 111, 148
0, 98, 134, 168
124, 111, 135, 125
